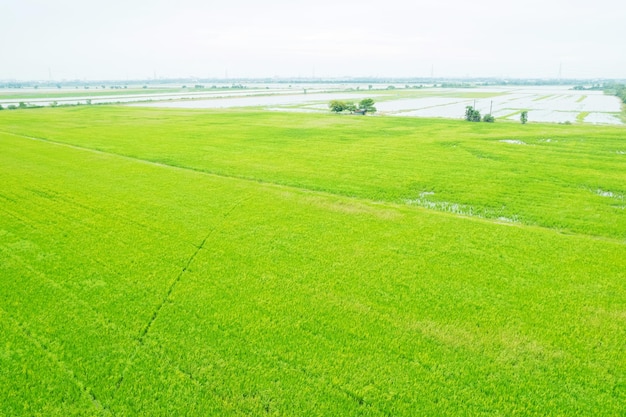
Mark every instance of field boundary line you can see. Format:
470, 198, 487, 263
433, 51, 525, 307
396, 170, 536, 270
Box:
2, 130, 624, 246
112, 195, 251, 394
0, 306, 112, 416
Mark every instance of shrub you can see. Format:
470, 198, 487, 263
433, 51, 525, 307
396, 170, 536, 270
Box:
520, 111, 528, 124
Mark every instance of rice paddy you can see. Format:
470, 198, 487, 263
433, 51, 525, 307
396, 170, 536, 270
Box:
1, 105, 625, 415
3, 84, 623, 125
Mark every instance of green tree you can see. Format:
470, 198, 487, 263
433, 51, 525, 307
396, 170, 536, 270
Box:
359, 98, 376, 113
520, 111, 528, 124
483, 114, 495, 123
612, 84, 626, 103
330, 98, 376, 114
329, 100, 347, 112
465, 106, 481, 122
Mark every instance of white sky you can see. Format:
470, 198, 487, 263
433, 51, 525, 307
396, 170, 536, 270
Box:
2, 0, 625, 80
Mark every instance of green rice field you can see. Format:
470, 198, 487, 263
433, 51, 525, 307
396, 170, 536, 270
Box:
1, 106, 625, 415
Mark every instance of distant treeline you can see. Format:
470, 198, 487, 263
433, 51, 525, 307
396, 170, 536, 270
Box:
598, 83, 626, 104
570, 83, 625, 104
612, 84, 626, 104
3, 77, 626, 90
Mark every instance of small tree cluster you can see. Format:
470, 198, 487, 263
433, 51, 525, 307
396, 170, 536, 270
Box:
465, 106, 495, 123
329, 100, 354, 112
329, 98, 376, 114
359, 98, 376, 113
465, 106, 482, 122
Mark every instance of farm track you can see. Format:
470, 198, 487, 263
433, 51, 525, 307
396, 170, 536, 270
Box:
2, 129, 624, 247
113, 193, 252, 395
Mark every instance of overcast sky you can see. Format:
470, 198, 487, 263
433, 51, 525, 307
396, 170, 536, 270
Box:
2, 0, 625, 80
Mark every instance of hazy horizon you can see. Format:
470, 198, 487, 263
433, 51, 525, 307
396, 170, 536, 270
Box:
2, 0, 625, 81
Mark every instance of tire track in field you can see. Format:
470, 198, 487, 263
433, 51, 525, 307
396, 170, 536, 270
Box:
0, 306, 112, 416
0, 243, 121, 334
112, 195, 251, 395
0, 203, 134, 283
3, 130, 625, 247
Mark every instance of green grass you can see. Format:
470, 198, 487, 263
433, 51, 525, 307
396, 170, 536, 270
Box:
1, 107, 625, 415
1, 106, 624, 239
577, 111, 590, 123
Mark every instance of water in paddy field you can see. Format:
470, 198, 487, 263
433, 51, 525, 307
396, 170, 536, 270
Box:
380, 88, 622, 125
135, 86, 623, 125
134, 92, 367, 109
2, 85, 623, 125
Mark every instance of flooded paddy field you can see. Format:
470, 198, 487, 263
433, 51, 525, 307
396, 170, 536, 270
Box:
0, 85, 332, 108
3, 84, 622, 125
136, 85, 622, 125
137, 92, 368, 109
377, 87, 623, 125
